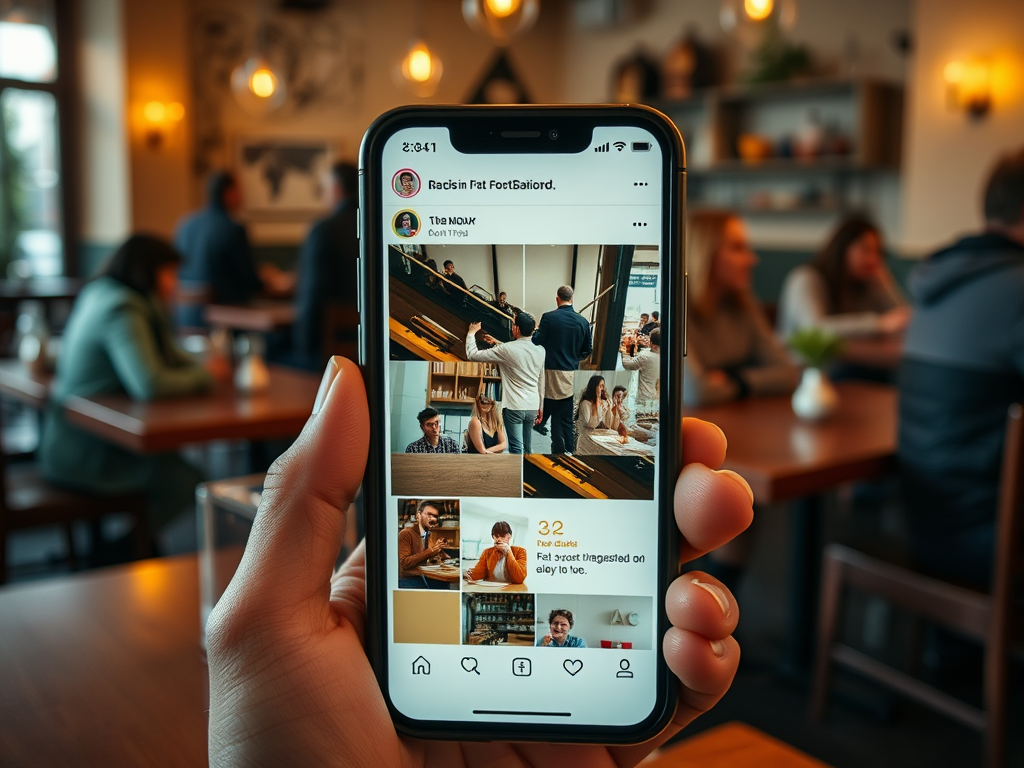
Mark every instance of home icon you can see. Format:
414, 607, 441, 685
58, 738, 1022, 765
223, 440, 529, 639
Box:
412, 656, 431, 675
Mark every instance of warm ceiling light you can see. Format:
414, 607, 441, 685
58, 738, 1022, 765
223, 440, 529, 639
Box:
744, 0, 773, 21
143, 101, 166, 122
485, 0, 520, 18
397, 40, 443, 96
249, 67, 277, 98
406, 48, 433, 83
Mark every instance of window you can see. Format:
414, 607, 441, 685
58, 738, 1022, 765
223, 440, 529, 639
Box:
0, 0, 73, 277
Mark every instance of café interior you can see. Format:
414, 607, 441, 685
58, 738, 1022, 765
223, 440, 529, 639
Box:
1, 1, 1023, 766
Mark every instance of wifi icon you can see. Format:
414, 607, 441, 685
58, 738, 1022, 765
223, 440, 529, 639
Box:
613, 141, 627, 152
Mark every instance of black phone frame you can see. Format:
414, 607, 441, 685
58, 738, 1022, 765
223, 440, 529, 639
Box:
358, 104, 686, 745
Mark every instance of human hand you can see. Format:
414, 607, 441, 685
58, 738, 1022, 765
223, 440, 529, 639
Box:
541, 634, 554, 646
208, 357, 753, 767
534, 410, 543, 425
468, 321, 482, 336
878, 306, 911, 334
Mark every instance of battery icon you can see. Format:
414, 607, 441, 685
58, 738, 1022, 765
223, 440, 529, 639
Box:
631, 142, 651, 152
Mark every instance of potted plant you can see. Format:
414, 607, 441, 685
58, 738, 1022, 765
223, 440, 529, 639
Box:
787, 327, 843, 420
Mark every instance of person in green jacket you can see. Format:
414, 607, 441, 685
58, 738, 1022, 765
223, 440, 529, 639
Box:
40, 234, 220, 547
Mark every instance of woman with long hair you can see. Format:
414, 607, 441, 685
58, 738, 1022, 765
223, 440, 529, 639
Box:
40, 234, 225, 553
684, 210, 798, 407
573, 374, 620, 454
777, 214, 909, 338
465, 392, 506, 454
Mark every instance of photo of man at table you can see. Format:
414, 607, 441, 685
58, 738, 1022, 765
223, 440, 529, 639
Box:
460, 509, 529, 592
533, 595, 653, 650
397, 498, 461, 590
463, 592, 536, 646
389, 360, 522, 497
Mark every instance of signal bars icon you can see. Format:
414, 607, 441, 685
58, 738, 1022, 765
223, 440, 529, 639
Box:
594, 141, 628, 153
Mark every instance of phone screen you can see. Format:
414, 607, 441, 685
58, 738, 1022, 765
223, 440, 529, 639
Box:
375, 121, 670, 730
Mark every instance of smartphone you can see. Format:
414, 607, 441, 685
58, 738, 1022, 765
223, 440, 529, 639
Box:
359, 105, 685, 744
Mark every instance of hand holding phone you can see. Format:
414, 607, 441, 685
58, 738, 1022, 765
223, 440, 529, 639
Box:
205, 356, 752, 765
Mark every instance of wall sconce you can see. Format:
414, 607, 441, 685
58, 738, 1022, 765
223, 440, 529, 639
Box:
462, 0, 539, 46
396, 39, 443, 97
944, 58, 992, 119
140, 100, 184, 150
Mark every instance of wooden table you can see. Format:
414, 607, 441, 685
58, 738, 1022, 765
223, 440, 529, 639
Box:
688, 382, 897, 505
586, 428, 655, 458
0, 359, 52, 410
687, 382, 898, 675
390, 453, 521, 497
204, 300, 296, 332
0, 555, 208, 767
64, 365, 320, 453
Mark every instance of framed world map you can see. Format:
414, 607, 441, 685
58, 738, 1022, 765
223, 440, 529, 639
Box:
234, 136, 335, 220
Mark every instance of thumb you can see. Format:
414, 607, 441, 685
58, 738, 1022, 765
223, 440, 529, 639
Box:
228, 356, 369, 616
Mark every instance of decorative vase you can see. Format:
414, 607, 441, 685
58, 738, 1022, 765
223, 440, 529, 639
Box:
792, 367, 838, 421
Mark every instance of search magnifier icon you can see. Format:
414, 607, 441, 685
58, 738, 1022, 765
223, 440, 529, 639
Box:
461, 657, 480, 675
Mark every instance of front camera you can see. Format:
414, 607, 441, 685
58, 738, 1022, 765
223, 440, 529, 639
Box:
548, 129, 559, 140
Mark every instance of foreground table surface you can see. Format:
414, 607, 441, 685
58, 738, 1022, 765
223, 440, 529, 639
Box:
645, 721, 831, 768
686, 382, 897, 504
0, 359, 52, 409
64, 365, 320, 453
205, 300, 297, 332
0, 556, 208, 767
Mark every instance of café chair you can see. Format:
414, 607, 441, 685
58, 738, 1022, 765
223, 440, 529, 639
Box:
642, 721, 829, 768
811, 404, 1024, 768
0, 456, 151, 584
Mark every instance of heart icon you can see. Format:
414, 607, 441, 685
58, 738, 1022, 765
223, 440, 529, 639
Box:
563, 659, 583, 676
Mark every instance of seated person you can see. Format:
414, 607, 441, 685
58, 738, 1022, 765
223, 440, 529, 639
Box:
683, 210, 799, 407
464, 521, 527, 585
641, 310, 660, 336
39, 234, 224, 547
397, 501, 451, 589
465, 393, 507, 454
777, 214, 909, 339
621, 328, 661, 403
405, 407, 461, 453
636, 312, 650, 332
574, 374, 620, 455
536, 609, 587, 647
492, 291, 517, 317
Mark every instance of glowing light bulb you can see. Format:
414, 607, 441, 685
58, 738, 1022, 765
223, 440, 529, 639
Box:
485, 0, 520, 18
143, 101, 166, 123
249, 68, 277, 98
407, 48, 433, 83
744, 0, 773, 21
943, 60, 966, 84
166, 102, 185, 121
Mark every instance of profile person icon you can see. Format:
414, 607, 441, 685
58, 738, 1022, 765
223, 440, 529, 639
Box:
394, 210, 420, 238
393, 169, 420, 198
616, 659, 634, 679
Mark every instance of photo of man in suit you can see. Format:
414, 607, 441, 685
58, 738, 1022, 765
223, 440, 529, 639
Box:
532, 285, 593, 454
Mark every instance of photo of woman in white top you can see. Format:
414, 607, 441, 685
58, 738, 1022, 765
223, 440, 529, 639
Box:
573, 375, 622, 454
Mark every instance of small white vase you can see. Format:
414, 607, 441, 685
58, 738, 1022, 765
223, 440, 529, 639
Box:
792, 367, 839, 421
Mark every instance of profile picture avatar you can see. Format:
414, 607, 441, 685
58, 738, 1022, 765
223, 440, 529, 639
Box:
393, 210, 420, 238
393, 169, 421, 198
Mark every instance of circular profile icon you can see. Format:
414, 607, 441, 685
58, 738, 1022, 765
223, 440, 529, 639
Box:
392, 168, 421, 198
393, 210, 420, 238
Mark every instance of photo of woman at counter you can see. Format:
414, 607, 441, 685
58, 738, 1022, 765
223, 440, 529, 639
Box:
464, 521, 526, 587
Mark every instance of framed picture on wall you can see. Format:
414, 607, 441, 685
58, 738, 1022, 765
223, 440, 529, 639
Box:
234, 136, 335, 220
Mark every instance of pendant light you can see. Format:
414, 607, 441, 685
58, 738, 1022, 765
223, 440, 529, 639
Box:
230, 0, 288, 116
462, 0, 539, 46
395, 0, 443, 97
720, 0, 797, 33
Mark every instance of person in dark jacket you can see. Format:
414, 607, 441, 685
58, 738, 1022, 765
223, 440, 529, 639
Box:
899, 145, 1024, 589
173, 170, 263, 328
291, 162, 359, 369
532, 285, 593, 453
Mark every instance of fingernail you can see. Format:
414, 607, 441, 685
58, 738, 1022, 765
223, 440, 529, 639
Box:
313, 356, 342, 415
715, 469, 754, 505
709, 639, 727, 658
692, 578, 730, 617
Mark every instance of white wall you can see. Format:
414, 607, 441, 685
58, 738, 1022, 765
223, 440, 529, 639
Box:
899, 0, 1024, 254
535, 594, 654, 650
78, 0, 129, 244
